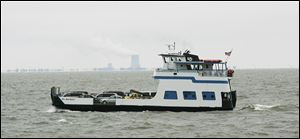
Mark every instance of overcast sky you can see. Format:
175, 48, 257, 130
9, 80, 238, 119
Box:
1, 1, 299, 71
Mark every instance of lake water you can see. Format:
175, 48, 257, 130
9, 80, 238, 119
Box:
1, 69, 299, 138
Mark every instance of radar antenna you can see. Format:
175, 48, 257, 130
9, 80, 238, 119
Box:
183, 49, 190, 54
167, 42, 176, 51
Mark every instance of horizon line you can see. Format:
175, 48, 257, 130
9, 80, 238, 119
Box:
1, 67, 299, 73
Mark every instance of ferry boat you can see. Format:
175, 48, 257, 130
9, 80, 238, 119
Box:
50, 48, 236, 112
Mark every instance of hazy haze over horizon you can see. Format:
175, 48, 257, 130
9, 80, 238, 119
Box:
1, 1, 299, 72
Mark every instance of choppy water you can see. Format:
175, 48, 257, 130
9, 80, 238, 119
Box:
1, 69, 299, 138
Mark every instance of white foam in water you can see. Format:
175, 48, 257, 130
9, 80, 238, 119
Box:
62, 109, 79, 113
46, 106, 57, 113
58, 119, 67, 122
46, 106, 80, 113
253, 104, 278, 111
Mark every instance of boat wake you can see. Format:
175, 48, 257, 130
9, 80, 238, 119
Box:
252, 104, 280, 111
57, 119, 67, 123
239, 103, 299, 111
239, 104, 281, 111
46, 106, 57, 113
46, 106, 78, 113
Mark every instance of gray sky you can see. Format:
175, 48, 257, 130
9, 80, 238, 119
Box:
1, 1, 299, 71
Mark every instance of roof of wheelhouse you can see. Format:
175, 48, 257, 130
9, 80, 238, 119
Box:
159, 51, 224, 64
159, 51, 200, 61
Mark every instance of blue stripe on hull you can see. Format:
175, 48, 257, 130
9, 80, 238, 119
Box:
153, 76, 228, 84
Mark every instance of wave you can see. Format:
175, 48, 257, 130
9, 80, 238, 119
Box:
239, 104, 281, 111
252, 104, 280, 111
57, 119, 67, 123
46, 106, 57, 113
239, 103, 299, 111
46, 106, 79, 113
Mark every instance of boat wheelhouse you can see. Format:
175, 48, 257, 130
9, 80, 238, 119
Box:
51, 48, 236, 112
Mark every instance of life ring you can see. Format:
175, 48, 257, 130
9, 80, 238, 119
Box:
227, 69, 234, 77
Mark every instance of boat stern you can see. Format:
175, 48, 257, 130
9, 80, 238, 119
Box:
50, 87, 64, 107
221, 90, 237, 110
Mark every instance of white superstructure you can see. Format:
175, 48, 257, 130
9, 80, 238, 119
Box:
116, 50, 235, 109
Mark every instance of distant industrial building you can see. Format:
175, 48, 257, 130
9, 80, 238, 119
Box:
130, 55, 140, 69
121, 54, 146, 71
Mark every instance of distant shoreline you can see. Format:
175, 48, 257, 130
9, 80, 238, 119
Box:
1, 68, 299, 74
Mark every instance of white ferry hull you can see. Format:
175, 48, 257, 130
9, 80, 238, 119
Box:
51, 90, 236, 112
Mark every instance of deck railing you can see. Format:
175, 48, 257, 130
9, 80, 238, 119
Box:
155, 68, 227, 77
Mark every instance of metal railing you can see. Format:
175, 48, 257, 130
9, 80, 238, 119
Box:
155, 68, 227, 77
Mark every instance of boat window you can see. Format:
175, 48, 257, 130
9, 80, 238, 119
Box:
187, 57, 193, 61
198, 65, 203, 70
183, 91, 197, 100
202, 91, 216, 100
164, 91, 177, 99
186, 64, 192, 70
191, 65, 200, 70
162, 57, 166, 63
210, 63, 226, 71
165, 57, 172, 63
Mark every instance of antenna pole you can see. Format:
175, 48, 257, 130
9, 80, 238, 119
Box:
173, 42, 176, 50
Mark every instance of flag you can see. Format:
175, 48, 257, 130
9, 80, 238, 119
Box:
225, 50, 232, 56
